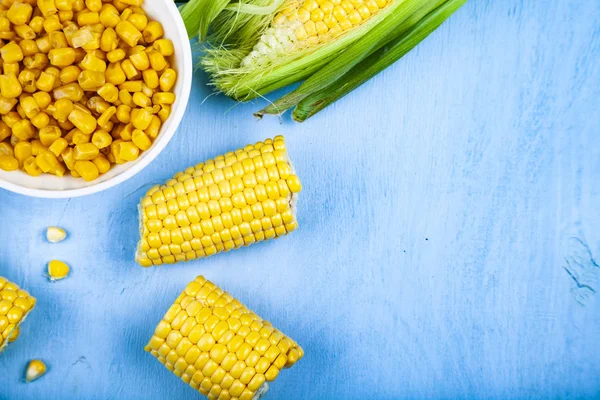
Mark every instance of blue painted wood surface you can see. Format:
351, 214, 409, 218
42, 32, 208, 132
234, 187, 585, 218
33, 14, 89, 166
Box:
1, 1, 599, 399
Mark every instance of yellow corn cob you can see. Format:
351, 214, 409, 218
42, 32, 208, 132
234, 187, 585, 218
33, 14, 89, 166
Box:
136, 136, 302, 267
146, 276, 303, 400
241, 0, 393, 67
0, 276, 36, 353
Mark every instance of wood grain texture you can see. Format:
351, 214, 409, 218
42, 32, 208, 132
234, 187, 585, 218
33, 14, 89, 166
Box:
1, 1, 599, 399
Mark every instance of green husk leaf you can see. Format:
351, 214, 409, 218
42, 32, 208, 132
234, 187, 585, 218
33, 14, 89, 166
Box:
202, 0, 412, 101
224, 0, 287, 15
255, 0, 445, 116
180, 0, 232, 40
292, 0, 467, 121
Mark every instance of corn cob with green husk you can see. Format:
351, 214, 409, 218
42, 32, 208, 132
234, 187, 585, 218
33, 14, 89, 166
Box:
180, 0, 466, 120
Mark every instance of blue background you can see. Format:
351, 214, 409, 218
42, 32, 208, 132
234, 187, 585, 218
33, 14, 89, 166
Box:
1, 1, 600, 399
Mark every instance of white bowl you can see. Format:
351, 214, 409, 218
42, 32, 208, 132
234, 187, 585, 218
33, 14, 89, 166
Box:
0, 0, 193, 198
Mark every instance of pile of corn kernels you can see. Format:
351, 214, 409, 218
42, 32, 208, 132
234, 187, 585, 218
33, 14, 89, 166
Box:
0, 0, 177, 181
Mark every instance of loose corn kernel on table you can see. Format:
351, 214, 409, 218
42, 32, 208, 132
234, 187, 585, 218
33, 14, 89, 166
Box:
1, 1, 600, 399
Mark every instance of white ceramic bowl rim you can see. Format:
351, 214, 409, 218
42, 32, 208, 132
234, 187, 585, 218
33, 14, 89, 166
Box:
0, 0, 193, 199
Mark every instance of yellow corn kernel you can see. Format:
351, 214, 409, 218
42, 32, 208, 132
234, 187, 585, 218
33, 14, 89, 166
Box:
120, 80, 143, 93
91, 155, 109, 174
35, 149, 59, 172
18, 40, 38, 58
132, 92, 151, 108
115, 20, 141, 47
141, 69, 158, 90
91, 130, 112, 149
47, 260, 70, 281
22, 155, 41, 175
105, 62, 127, 86
24, 359, 46, 382
33, 91, 51, 109
39, 125, 62, 146
3, 63, 18, 76
38, 0, 58, 17
73, 142, 99, 161
120, 59, 139, 80
73, 160, 98, 181
11, 119, 34, 140
153, 39, 173, 57
14, 24, 35, 40
20, 95, 39, 118
52, 98, 73, 122
34, 35, 51, 54
7, 2, 32, 26
99, 4, 120, 27
46, 226, 67, 244
132, 128, 151, 151
31, 112, 50, 129
0, 17, 9, 32
29, 16, 44, 34
50, 31, 69, 48
0, 121, 9, 141
68, 108, 96, 134
4, 111, 22, 128
0, 95, 17, 114
118, 123, 133, 140
107, 48, 126, 63
13, 141, 32, 164
54, 82, 84, 101
100, 27, 117, 53
143, 115, 160, 139
118, 140, 139, 161
130, 107, 152, 130
129, 50, 149, 71
115, 104, 130, 123
80, 53, 106, 72
77, 11, 99, 26
58, 10, 73, 23
54, 0, 73, 11
31, 140, 46, 156
0, 142, 13, 156
143, 21, 163, 43
118, 89, 132, 106
128, 13, 147, 31
1, 42, 23, 63
159, 68, 176, 92
59, 65, 80, 84
0, 154, 17, 170
43, 15, 62, 33
152, 92, 175, 105
17, 70, 36, 94
86, 95, 109, 113
48, 138, 68, 157
97, 105, 116, 127
147, 50, 167, 72
157, 104, 170, 123
78, 70, 105, 91
119, 0, 142, 6
48, 48, 75, 67
36, 71, 56, 92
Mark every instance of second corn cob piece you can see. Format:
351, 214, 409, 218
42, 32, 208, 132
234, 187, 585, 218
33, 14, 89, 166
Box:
136, 136, 302, 266
146, 275, 303, 399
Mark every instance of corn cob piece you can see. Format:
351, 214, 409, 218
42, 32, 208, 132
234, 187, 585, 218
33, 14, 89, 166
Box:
146, 276, 303, 400
0, 276, 36, 354
136, 136, 302, 267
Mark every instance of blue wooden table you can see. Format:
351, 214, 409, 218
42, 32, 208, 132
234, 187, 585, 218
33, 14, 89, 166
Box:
1, 1, 599, 399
